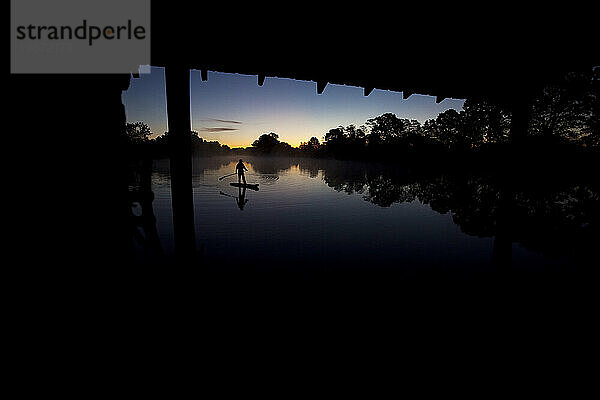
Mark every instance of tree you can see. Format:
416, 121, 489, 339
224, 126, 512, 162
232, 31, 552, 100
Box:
345, 125, 367, 145
299, 137, 321, 153
307, 136, 321, 149
528, 69, 599, 145
365, 113, 405, 146
251, 132, 295, 155
252, 132, 280, 153
322, 125, 368, 156
431, 109, 466, 150
324, 127, 345, 144
365, 113, 423, 150
125, 121, 152, 144
583, 67, 600, 146
462, 98, 511, 145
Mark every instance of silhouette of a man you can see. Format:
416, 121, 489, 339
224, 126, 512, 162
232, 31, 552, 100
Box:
236, 159, 248, 185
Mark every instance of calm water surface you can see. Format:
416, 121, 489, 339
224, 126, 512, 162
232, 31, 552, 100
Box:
132, 156, 595, 272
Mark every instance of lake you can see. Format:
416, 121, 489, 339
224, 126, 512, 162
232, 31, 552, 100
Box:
130, 155, 597, 279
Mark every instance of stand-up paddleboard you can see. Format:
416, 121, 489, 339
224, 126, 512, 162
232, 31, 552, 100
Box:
230, 182, 259, 191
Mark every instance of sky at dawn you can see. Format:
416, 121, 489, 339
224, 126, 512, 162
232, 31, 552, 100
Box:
122, 66, 465, 148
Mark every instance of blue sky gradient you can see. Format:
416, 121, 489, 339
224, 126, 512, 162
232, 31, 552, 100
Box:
122, 66, 465, 147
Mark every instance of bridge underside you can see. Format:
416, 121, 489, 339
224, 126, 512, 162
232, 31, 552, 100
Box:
9, 2, 597, 271
151, 2, 597, 106
145, 4, 599, 264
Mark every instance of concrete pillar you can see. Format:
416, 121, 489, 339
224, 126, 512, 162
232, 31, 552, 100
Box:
165, 65, 196, 262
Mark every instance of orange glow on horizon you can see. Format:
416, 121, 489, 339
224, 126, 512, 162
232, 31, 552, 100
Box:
223, 141, 304, 149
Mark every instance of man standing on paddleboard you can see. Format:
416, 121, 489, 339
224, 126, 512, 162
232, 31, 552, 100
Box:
236, 159, 248, 185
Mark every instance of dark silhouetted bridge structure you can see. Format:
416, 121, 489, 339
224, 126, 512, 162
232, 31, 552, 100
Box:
147, 3, 597, 261
9, 2, 598, 267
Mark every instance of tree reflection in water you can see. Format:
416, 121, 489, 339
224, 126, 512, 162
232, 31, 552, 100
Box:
182, 155, 597, 266
295, 156, 599, 265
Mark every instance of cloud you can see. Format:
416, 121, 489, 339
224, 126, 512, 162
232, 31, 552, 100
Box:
199, 118, 242, 124
195, 118, 241, 133
197, 127, 239, 133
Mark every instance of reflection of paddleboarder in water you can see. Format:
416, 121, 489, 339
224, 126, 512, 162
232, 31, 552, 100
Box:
219, 187, 249, 211
236, 159, 248, 185
237, 187, 248, 210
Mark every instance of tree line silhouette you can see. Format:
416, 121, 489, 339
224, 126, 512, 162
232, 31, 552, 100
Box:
125, 68, 598, 159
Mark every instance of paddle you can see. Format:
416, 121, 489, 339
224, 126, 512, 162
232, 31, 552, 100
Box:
218, 172, 236, 181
